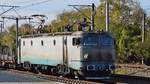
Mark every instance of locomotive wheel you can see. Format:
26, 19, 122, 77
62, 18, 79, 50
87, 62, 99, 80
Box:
23, 62, 31, 71
56, 64, 71, 76
56, 64, 63, 75
50, 67, 58, 75
31, 64, 41, 73
73, 71, 85, 80
65, 69, 76, 79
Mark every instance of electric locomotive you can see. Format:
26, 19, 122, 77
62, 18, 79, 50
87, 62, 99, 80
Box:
17, 31, 115, 79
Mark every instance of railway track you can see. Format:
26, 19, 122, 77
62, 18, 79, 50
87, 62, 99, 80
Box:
110, 74, 150, 84
2, 67, 150, 84
7, 69, 100, 84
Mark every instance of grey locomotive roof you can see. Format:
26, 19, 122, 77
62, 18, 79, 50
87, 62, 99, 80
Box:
20, 31, 111, 38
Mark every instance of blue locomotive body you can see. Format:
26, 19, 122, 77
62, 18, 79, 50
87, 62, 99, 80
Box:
17, 31, 116, 79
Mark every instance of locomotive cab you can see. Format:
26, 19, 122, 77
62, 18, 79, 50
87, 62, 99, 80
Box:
71, 31, 116, 79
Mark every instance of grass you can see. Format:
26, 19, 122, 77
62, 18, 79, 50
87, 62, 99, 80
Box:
113, 69, 128, 74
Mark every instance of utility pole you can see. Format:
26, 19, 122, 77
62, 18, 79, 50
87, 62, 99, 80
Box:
142, 13, 145, 43
0, 21, 3, 32
0, 17, 4, 32
16, 18, 19, 63
28, 18, 32, 29
1, 16, 32, 64
106, 0, 109, 32
91, 3, 95, 31
0, 22, 2, 32
141, 13, 146, 65
2, 17, 4, 29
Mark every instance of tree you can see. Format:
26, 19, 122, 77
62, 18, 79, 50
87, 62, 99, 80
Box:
20, 24, 32, 35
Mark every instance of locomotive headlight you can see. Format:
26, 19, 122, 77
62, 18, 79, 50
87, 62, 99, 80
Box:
84, 54, 88, 59
109, 65, 115, 70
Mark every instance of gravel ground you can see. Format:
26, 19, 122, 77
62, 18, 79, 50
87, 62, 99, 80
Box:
117, 64, 150, 77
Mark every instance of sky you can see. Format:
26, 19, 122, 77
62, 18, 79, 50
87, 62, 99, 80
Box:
138, 0, 150, 9
0, 0, 150, 29
0, 0, 100, 21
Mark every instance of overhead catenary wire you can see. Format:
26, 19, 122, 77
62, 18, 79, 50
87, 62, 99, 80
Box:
13, 9, 33, 27
13, 8, 31, 25
13, 9, 21, 17
16, 0, 53, 10
0, 0, 52, 31
14, 0, 41, 4
0, 7, 15, 16
0, 5, 19, 16
1, 6, 5, 12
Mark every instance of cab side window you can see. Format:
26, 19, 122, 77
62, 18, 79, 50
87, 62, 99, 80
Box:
53, 40, 56, 46
72, 38, 81, 46
23, 41, 25, 46
41, 40, 44, 46
31, 40, 33, 46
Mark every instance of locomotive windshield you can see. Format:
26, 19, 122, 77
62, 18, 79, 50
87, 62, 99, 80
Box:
83, 35, 98, 46
99, 35, 113, 45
